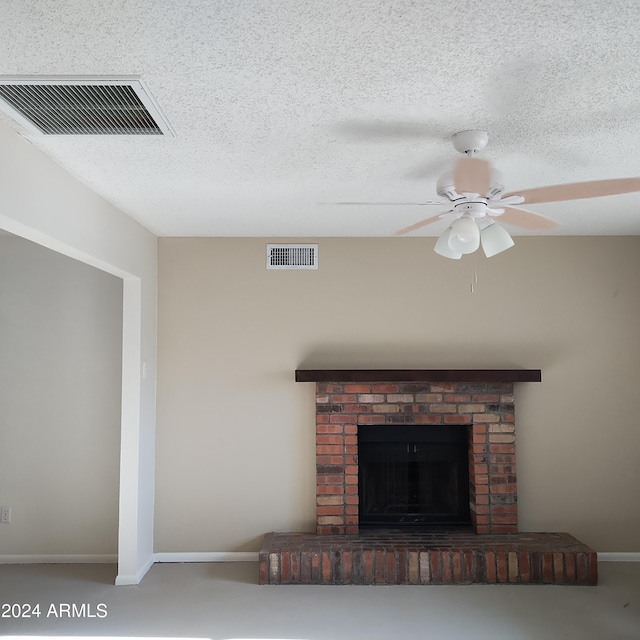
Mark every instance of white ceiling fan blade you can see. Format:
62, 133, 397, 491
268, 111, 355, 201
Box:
323, 201, 447, 206
499, 206, 558, 230
453, 157, 492, 195
504, 177, 640, 204
394, 211, 454, 236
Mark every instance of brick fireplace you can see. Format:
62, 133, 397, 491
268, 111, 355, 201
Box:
259, 369, 598, 586
313, 377, 518, 536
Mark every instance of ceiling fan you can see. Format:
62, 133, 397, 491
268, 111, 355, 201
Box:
332, 130, 640, 259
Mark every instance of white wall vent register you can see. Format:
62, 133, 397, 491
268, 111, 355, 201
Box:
267, 244, 318, 270
0, 76, 174, 135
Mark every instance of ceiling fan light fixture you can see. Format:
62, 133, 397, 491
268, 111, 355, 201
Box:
434, 227, 462, 259
448, 215, 480, 254
480, 222, 515, 257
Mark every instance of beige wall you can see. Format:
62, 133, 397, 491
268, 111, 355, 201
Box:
0, 234, 123, 555
156, 237, 640, 553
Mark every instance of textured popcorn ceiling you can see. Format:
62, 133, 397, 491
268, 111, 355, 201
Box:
2, 0, 640, 237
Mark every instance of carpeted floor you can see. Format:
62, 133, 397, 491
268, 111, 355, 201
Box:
0, 561, 639, 639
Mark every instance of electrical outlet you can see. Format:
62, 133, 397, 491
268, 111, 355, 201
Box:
0, 506, 11, 523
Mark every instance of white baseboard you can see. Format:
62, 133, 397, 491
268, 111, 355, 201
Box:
597, 552, 640, 562
0, 554, 117, 564
2, 552, 637, 566
115, 554, 155, 586
154, 551, 259, 563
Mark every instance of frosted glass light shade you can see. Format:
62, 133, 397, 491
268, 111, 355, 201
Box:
448, 216, 480, 254
434, 228, 462, 259
481, 222, 514, 257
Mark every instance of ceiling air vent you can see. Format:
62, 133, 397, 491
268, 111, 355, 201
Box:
267, 244, 318, 270
0, 76, 174, 135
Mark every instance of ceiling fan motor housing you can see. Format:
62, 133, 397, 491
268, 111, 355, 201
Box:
454, 202, 487, 218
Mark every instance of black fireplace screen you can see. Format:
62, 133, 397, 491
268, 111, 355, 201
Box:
358, 425, 471, 528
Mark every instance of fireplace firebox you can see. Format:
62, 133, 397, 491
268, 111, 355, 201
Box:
358, 425, 471, 528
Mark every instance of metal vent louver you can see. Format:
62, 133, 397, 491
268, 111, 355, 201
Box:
267, 244, 318, 270
0, 76, 174, 135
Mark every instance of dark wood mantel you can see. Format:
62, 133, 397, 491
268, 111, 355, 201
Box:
295, 369, 542, 383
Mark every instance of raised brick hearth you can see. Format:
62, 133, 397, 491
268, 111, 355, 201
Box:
260, 531, 598, 585
259, 370, 598, 585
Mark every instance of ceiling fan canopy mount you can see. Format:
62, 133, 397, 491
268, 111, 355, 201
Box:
451, 129, 489, 156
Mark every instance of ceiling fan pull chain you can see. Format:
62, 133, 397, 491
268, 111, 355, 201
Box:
470, 256, 479, 293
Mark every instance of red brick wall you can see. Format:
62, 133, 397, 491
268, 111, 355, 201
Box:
315, 381, 517, 535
